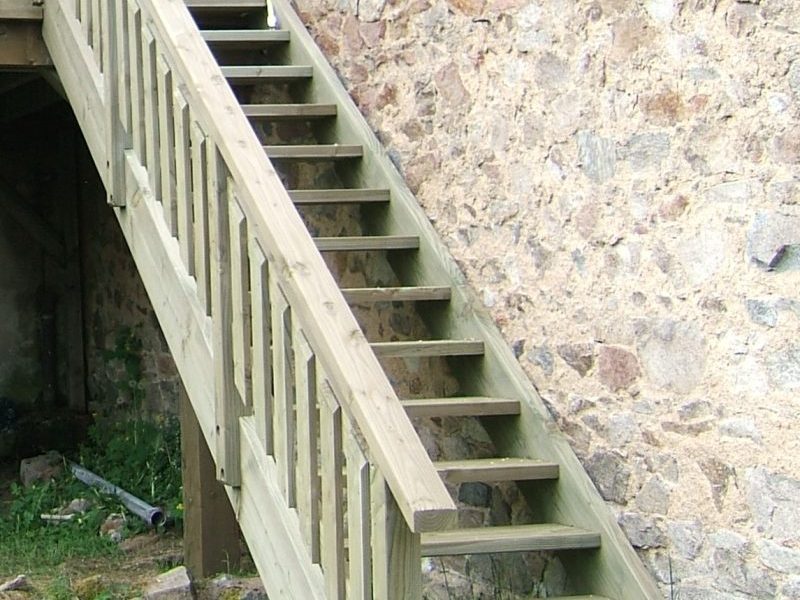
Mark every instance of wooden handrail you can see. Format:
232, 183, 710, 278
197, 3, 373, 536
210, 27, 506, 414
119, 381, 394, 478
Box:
62, 0, 455, 535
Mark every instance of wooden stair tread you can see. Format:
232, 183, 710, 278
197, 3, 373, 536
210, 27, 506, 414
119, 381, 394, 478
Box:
421, 524, 601, 556
242, 103, 336, 119
221, 65, 312, 82
288, 188, 390, 204
264, 144, 363, 159
435, 458, 559, 483
185, 0, 265, 9
547, 597, 613, 600
402, 396, 521, 418
342, 286, 451, 303
201, 30, 290, 44
314, 235, 418, 252
371, 340, 484, 358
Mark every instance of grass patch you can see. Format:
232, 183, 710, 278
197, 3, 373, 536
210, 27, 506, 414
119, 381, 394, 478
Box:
0, 416, 183, 588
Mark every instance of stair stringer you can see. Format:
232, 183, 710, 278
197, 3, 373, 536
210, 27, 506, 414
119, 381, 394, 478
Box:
42, 5, 329, 598
273, 1, 661, 597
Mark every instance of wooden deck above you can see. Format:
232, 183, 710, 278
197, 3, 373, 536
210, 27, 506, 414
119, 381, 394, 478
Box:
0, 0, 50, 68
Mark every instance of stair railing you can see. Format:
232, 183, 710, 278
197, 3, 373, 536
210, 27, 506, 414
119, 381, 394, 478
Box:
55, 0, 456, 596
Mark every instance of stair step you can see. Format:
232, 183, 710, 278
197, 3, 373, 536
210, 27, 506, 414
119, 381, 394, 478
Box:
371, 340, 484, 358
342, 286, 451, 303
547, 597, 613, 600
185, 0, 265, 10
288, 188, 390, 205
314, 236, 418, 252
243, 103, 336, 120
221, 65, 312, 83
435, 458, 559, 484
264, 144, 363, 160
421, 524, 601, 556
201, 30, 290, 45
402, 396, 521, 418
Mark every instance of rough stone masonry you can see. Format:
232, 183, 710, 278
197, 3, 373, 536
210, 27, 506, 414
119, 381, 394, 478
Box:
292, 0, 800, 596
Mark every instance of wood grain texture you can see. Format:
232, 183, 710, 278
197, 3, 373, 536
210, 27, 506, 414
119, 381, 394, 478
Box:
421, 524, 601, 556
434, 458, 559, 484
201, 29, 290, 45
242, 103, 336, 120
370, 340, 484, 358
221, 65, 312, 83
264, 144, 362, 160
342, 286, 451, 303
314, 235, 418, 252
287, 188, 389, 205
401, 396, 521, 418
248, 238, 273, 453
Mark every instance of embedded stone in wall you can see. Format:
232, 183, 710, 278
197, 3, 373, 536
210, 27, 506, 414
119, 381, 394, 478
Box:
576, 131, 616, 183
586, 450, 630, 503
748, 466, 800, 544
434, 63, 470, 108
759, 540, 800, 575
637, 319, 706, 394
597, 345, 640, 391
668, 519, 704, 560
765, 344, 800, 390
634, 475, 670, 514
618, 512, 666, 549
620, 132, 671, 171
747, 211, 800, 270
556, 342, 595, 376
746, 298, 778, 327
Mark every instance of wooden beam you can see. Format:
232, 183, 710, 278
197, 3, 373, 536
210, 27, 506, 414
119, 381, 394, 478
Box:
180, 387, 241, 577
0, 175, 64, 260
0, 20, 50, 67
0, 0, 43, 21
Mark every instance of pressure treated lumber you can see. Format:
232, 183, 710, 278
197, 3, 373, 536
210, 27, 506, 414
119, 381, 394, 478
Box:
185, 0, 264, 9
288, 188, 389, 204
421, 524, 601, 556
0, 0, 43, 20
370, 340, 484, 358
341, 286, 451, 303
221, 65, 312, 83
243, 103, 337, 120
314, 235, 419, 252
401, 396, 521, 418
264, 144, 363, 160
434, 458, 559, 484
201, 29, 290, 45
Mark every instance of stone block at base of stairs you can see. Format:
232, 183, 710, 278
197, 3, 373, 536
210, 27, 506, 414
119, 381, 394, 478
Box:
144, 566, 195, 600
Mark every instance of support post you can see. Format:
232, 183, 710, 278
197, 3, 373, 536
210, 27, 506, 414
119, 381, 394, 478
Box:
180, 386, 241, 577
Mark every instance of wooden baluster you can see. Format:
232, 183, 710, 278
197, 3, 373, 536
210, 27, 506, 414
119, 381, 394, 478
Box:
116, 0, 131, 139
102, 0, 124, 206
190, 121, 210, 313
207, 144, 240, 486
294, 328, 320, 563
270, 279, 295, 505
141, 28, 161, 200
173, 91, 193, 271
319, 380, 346, 600
371, 472, 422, 600
345, 425, 372, 600
79, 0, 90, 48
229, 193, 252, 409
92, 0, 102, 68
157, 57, 177, 235
248, 238, 273, 453
127, 3, 145, 163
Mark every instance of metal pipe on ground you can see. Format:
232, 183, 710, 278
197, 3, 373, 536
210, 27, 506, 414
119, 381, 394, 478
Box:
69, 462, 166, 527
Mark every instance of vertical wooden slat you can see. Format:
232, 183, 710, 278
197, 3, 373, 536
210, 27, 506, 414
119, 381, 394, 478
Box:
116, 0, 131, 139
229, 193, 252, 408
79, 0, 91, 47
294, 329, 320, 563
191, 121, 210, 311
141, 28, 161, 200
207, 144, 241, 486
371, 473, 422, 600
174, 91, 193, 271
127, 3, 145, 162
345, 426, 372, 600
249, 238, 273, 453
270, 279, 295, 505
157, 56, 177, 234
102, 0, 124, 207
320, 381, 346, 600
92, 0, 102, 69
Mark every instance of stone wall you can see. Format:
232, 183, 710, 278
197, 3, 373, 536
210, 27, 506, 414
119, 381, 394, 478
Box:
292, 0, 800, 596
78, 146, 180, 419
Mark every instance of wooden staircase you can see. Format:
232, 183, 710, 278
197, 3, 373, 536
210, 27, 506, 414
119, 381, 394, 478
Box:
40, 0, 661, 597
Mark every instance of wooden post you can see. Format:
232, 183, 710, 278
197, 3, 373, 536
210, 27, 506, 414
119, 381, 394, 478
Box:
103, 0, 125, 206
180, 386, 242, 577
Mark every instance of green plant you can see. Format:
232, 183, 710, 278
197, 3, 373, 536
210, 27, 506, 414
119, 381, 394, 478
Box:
102, 326, 145, 412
